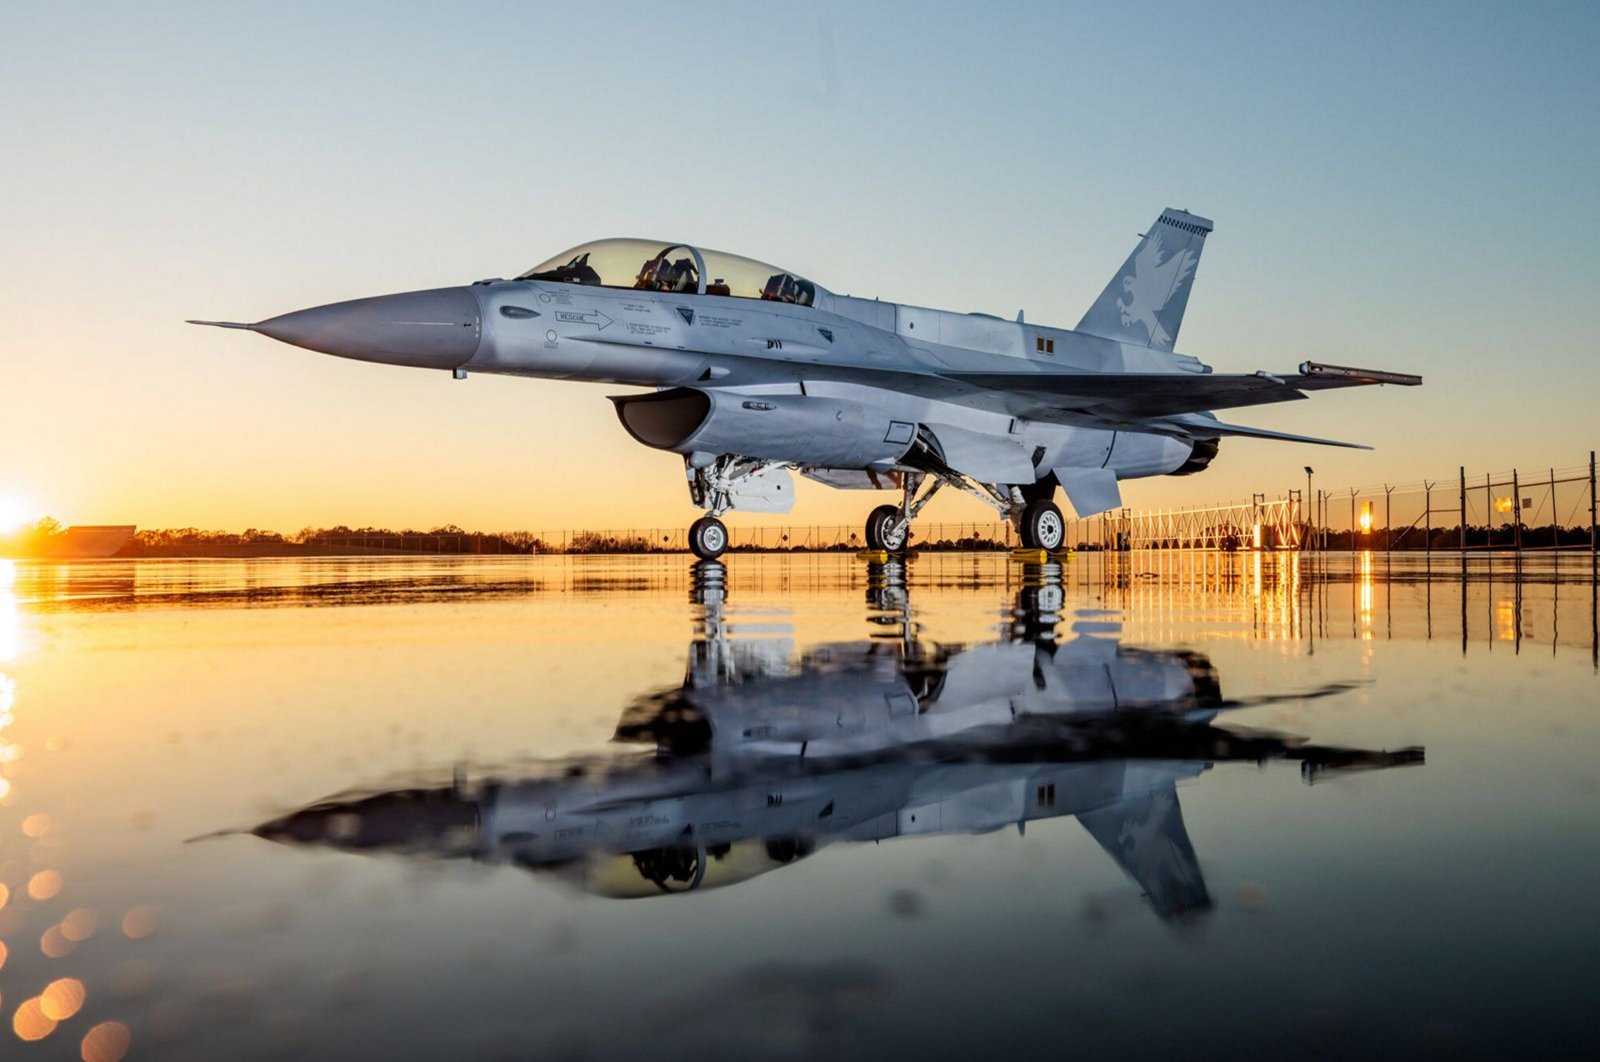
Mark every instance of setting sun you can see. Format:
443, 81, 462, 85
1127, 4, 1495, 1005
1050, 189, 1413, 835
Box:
0, 494, 38, 534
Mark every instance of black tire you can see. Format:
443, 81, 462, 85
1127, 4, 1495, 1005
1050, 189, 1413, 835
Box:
864, 504, 908, 552
688, 516, 728, 560
1020, 500, 1066, 551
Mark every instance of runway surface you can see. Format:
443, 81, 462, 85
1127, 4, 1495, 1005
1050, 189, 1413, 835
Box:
1, 552, 1596, 1059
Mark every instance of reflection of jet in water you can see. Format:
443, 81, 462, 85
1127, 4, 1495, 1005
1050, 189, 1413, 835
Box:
252, 565, 1422, 922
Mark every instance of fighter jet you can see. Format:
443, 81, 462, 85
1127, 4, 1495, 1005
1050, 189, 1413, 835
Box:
191, 210, 1421, 559
247, 568, 1422, 916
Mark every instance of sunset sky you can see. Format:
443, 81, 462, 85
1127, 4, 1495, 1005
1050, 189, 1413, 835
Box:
3, 2, 1598, 534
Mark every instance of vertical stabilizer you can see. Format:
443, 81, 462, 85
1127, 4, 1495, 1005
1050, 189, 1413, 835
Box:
1078, 784, 1212, 922
1077, 209, 1212, 350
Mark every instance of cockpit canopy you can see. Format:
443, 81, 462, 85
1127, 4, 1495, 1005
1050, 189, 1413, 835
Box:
517, 238, 818, 307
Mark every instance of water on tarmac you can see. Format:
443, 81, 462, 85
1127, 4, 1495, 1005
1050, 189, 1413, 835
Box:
0, 552, 1597, 1060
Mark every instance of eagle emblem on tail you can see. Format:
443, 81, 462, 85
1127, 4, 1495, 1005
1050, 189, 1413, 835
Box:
1116, 233, 1195, 349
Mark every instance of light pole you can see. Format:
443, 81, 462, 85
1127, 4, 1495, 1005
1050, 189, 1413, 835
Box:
1304, 466, 1314, 549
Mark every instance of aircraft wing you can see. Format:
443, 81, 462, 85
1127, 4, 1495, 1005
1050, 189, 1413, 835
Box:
937, 361, 1421, 420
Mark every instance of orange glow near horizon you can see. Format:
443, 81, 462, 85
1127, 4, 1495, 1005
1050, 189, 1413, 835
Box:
0, 494, 39, 535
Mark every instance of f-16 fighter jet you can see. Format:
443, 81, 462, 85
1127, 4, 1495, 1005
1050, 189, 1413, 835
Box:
191, 210, 1420, 559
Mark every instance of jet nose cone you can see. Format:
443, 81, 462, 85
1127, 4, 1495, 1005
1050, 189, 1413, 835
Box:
253, 793, 479, 851
255, 287, 483, 369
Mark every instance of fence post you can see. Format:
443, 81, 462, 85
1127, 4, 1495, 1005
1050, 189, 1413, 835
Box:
1486, 473, 1493, 549
1512, 469, 1522, 552
1590, 450, 1597, 560
1550, 468, 1557, 549
1425, 483, 1432, 555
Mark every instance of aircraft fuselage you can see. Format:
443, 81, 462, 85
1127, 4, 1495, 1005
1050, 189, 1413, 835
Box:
193, 212, 1419, 557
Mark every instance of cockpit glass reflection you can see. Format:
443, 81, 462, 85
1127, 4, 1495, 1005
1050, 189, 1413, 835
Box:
517, 238, 817, 305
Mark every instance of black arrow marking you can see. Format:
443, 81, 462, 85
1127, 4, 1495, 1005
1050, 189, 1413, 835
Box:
554, 309, 613, 330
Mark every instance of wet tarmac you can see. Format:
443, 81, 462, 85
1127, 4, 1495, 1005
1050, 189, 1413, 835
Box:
0, 552, 1596, 1060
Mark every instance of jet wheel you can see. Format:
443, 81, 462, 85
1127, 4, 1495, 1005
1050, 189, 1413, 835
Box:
1020, 500, 1065, 552
689, 516, 728, 560
865, 504, 908, 552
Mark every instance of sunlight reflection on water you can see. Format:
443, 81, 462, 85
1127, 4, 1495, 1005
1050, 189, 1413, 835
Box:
0, 552, 1593, 1058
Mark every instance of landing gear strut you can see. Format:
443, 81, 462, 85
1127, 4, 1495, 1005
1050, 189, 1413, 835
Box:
689, 516, 728, 560
861, 471, 948, 554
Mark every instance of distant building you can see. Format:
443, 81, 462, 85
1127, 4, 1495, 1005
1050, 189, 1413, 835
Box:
45, 525, 136, 559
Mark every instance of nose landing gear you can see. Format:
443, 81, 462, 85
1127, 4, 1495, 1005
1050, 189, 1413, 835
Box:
683, 454, 793, 561
688, 516, 729, 560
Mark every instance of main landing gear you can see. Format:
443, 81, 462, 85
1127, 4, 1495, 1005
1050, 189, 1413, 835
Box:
861, 472, 947, 554
858, 467, 1070, 555
864, 505, 908, 552
1018, 499, 1066, 551
865, 495, 1065, 552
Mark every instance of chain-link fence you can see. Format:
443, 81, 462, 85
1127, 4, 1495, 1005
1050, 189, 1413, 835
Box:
1079, 451, 1596, 555
1303, 453, 1597, 552
127, 451, 1596, 557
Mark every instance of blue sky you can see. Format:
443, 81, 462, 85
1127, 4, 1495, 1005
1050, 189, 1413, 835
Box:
2, 1, 1597, 529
